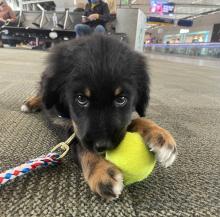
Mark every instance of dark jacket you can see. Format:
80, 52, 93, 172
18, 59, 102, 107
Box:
84, 0, 110, 27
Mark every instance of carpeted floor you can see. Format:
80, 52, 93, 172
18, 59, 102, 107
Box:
0, 49, 219, 217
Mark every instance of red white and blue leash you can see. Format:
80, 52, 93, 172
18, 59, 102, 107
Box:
0, 133, 75, 186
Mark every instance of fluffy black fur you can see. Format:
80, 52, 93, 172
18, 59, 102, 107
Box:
40, 34, 150, 153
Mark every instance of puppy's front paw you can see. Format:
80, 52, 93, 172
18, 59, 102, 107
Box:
21, 96, 41, 113
128, 118, 177, 168
148, 128, 177, 168
86, 160, 124, 200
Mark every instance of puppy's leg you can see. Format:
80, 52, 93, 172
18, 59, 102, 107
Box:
128, 118, 177, 168
77, 145, 123, 200
21, 95, 42, 113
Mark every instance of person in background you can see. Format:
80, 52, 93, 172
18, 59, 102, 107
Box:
105, 0, 116, 15
0, 0, 16, 47
175, 38, 180, 44
74, 0, 110, 37
74, 2, 85, 12
104, 0, 116, 32
0, 0, 16, 26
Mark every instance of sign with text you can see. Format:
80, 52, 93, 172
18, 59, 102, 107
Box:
163, 2, 175, 15
150, 1, 175, 16
180, 29, 190, 34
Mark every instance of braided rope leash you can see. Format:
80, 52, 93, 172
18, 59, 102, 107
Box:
0, 153, 61, 185
0, 133, 76, 186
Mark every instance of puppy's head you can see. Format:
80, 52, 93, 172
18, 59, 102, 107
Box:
44, 35, 150, 153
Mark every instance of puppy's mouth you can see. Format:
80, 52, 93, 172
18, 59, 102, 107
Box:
94, 144, 107, 154
79, 136, 123, 154
95, 150, 106, 155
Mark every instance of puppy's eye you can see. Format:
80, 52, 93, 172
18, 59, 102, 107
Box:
114, 96, 127, 107
76, 95, 89, 107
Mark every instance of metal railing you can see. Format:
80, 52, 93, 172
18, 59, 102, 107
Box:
144, 43, 220, 58
21, 0, 54, 4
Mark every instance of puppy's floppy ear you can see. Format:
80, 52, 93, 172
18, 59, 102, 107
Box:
135, 81, 150, 117
41, 75, 70, 118
134, 57, 150, 117
40, 71, 59, 109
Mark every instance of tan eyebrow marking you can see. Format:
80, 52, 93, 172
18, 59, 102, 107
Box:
114, 87, 122, 96
84, 88, 91, 97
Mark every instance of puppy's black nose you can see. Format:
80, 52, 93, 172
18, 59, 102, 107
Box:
94, 140, 112, 153
95, 146, 106, 153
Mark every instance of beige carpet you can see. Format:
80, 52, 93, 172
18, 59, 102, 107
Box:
0, 48, 219, 217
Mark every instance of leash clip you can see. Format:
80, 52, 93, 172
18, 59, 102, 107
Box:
50, 133, 76, 159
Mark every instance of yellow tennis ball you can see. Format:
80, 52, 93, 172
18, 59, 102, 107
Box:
106, 132, 156, 185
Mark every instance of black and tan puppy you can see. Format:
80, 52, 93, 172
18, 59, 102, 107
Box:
21, 34, 176, 200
